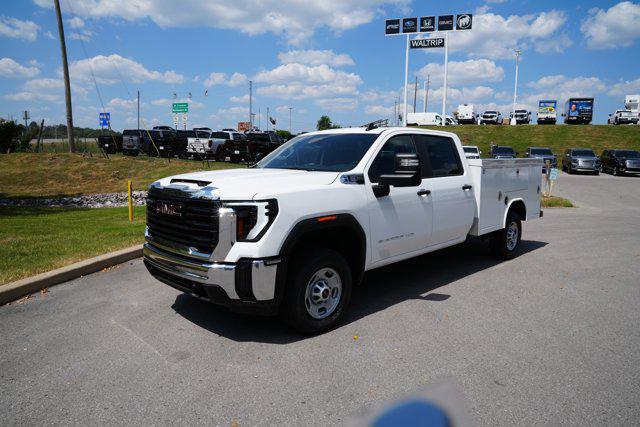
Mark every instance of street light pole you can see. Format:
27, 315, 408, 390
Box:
288, 107, 292, 133
423, 74, 430, 113
441, 31, 449, 127
53, 0, 75, 152
402, 34, 410, 126
511, 49, 522, 126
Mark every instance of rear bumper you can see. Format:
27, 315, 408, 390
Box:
143, 243, 281, 315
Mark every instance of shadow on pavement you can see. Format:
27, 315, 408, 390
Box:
171, 238, 547, 344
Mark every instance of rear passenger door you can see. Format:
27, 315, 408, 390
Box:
413, 134, 475, 246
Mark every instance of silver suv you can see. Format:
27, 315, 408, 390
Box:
562, 148, 600, 175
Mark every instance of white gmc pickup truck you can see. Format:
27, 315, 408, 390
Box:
143, 126, 543, 333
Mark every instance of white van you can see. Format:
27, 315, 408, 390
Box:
407, 112, 443, 126
456, 104, 477, 124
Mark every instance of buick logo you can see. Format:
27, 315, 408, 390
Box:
156, 202, 182, 217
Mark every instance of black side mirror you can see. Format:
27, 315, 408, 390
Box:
378, 153, 421, 188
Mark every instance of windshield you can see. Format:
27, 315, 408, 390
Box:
614, 150, 640, 158
195, 130, 211, 138
248, 134, 271, 143
572, 149, 595, 157
494, 146, 515, 155
463, 147, 478, 153
484, 111, 497, 115
176, 130, 196, 138
530, 148, 553, 155
256, 133, 378, 172
211, 132, 229, 139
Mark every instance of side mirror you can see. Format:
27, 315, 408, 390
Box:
374, 153, 421, 197
255, 152, 265, 162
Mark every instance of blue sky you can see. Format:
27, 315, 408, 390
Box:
1, 0, 639, 131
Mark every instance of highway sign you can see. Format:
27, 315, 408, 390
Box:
172, 102, 188, 113
99, 112, 110, 128
410, 38, 445, 49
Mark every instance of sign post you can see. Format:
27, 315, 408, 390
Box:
385, 13, 471, 126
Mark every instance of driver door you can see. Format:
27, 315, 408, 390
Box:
366, 134, 433, 265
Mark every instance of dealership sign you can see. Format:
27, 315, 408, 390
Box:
385, 13, 472, 35
410, 38, 445, 49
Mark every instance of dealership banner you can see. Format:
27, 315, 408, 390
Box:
386, 13, 472, 35
410, 38, 445, 49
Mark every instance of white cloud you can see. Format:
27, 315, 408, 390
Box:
69, 54, 184, 85
34, 0, 408, 45
4, 92, 61, 103
609, 77, 640, 97
0, 16, 39, 42
204, 72, 247, 87
107, 97, 138, 110
439, 10, 570, 59
416, 59, 504, 86
230, 94, 250, 103
315, 97, 357, 111
23, 77, 88, 95
581, 2, 640, 49
527, 74, 606, 95
255, 63, 362, 100
67, 16, 85, 29
365, 104, 395, 116
216, 106, 250, 118
0, 57, 40, 78
277, 50, 354, 67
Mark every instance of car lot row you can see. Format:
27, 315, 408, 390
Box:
97, 127, 286, 163
462, 145, 640, 176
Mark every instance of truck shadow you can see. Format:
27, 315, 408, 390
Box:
171, 238, 547, 344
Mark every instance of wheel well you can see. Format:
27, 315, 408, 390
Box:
508, 199, 526, 222
285, 225, 365, 286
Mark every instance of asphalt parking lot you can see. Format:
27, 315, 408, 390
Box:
1, 172, 639, 425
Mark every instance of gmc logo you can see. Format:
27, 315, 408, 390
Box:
156, 202, 182, 217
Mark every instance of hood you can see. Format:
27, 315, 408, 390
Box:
153, 168, 340, 200
530, 154, 555, 160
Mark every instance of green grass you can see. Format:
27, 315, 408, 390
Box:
0, 153, 244, 198
420, 125, 640, 159
0, 206, 147, 285
37, 140, 101, 153
542, 196, 574, 208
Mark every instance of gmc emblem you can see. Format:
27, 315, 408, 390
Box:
156, 202, 182, 217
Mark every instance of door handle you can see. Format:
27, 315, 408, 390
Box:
417, 189, 431, 197
462, 184, 472, 191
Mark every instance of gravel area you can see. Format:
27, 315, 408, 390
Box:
0, 191, 148, 209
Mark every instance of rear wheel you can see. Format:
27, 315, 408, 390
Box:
282, 247, 353, 335
490, 211, 521, 260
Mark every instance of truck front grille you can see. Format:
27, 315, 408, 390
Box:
146, 189, 220, 255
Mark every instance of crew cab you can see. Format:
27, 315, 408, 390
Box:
480, 111, 502, 125
143, 127, 542, 334
600, 149, 640, 175
210, 131, 247, 161
122, 129, 143, 156
142, 129, 175, 157
608, 110, 639, 125
185, 130, 214, 159
221, 131, 283, 163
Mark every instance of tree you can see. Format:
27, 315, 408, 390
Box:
275, 129, 292, 141
316, 115, 340, 131
0, 119, 24, 153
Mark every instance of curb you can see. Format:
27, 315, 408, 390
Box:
0, 245, 143, 306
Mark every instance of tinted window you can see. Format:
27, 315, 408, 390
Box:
414, 134, 463, 178
248, 133, 270, 143
530, 148, 553, 155
493, 146, 515, 155
368, 135, 416, 183
614, 150, 640, 158
257, 133, 378, 172
176, 130, 196, 138
123, 130, 139, 136
572, 149, 595, 157
145, 131, 160, 139
463, 147, 477, 153
211, 132, 229, 139
195, 130, 211, 138
232, 133, 246, 141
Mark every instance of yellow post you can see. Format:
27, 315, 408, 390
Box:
128, 180, 133, 223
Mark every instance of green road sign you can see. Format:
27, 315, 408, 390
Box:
172, 102, 188, 113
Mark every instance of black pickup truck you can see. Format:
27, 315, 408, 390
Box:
142, 129, 175, 157
221, 131, 285, 163
97, 134, 122, 154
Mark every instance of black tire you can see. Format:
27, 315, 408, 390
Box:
282, 247, 353, 335
490, 211, 522, 260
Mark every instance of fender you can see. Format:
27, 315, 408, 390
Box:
503, 197, 527, 227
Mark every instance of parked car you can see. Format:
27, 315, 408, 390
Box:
172, 130, 196, 158
221, 131, 283, 163
210, 131, 247, 160
456, 104, 478, 124
524, 147, 557, 171
509, 110, 531, 124
490, 145, 517, 159
406, 112, 444, 126
600, 149, 640, 176
142, 129, 175, 157
462, 145, 481, 159
562, 148, 600, 174
121, 129, 143, 156
608, 110, 639, 125
480, 111, 502, 125
143, 126, 542, 334
185, 130, 214, 159
98, 134, 122, 154
153, 126, 176, 132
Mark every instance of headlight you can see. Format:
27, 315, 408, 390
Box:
224, 199, 278, 242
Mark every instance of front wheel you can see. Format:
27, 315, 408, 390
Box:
282, 247, 353, 335
490, 212, 522, 260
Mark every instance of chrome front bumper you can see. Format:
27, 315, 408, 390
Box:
143, 243, 280, 302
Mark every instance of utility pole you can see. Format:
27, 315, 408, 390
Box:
266, 107, 270, 131
288, 107, 292, 133
511, 49, 522, 126
258, 107, 261, 131
402, 34, 409, 126
413, 75, 418, 113
54, 0, 75, 152
137, 90, 140, 130
394, 100, 397, 126
423, 75, 430, 113
249, 80, 253, 130
23, 110, 29, 129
